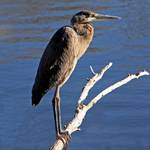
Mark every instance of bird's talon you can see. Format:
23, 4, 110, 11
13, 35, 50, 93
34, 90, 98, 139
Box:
57, 131, 71, 145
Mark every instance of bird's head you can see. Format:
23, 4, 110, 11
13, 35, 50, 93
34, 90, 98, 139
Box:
71, 10, 121, 25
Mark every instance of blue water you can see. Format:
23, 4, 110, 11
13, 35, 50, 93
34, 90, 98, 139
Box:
0, 0, 150, 150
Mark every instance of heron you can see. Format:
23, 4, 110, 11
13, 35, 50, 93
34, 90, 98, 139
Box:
32, 10, 120, 141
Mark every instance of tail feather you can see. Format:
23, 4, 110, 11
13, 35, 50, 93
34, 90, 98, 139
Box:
32, 84, 45, 106
32, 82, 51, 106
32, 91, 43, 106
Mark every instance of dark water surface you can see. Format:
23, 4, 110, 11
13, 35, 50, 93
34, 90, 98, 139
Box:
0, 0, 150, 150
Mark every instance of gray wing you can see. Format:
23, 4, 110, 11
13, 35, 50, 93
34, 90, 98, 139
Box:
32, 26, 78, 105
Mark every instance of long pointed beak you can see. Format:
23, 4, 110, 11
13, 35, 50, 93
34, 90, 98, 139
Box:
95, 13, 121, 20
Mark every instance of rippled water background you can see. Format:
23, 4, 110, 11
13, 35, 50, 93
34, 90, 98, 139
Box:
0, 0, 150, 150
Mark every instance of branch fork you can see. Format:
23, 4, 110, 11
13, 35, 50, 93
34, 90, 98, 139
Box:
50, 62, 149, 150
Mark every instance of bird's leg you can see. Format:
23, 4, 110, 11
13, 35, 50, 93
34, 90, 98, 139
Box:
52, 86, 71, 144
52, 89, 59, 135
55, 86, 63, 134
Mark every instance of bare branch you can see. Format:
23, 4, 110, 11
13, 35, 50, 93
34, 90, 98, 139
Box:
90, 65, 96, 75
50, 63, 149, 150
78, 62, 112, 105
86, 70, 149, 110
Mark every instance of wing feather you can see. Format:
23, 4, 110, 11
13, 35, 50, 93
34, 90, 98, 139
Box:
32, 26, 78, 105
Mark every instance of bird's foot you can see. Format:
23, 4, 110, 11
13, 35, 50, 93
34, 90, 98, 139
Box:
56, 130, 71, 148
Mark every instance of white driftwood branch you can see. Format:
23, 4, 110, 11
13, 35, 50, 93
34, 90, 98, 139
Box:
50, 63, 149, 150
78, 62, 112, 105
86, 70, 149, 110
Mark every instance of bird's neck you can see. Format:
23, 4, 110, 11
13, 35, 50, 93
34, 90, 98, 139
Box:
72, 23, 94, 58
72, 23, 94, 39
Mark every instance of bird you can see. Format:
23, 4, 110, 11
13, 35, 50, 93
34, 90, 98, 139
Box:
32, 10, 120, 140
